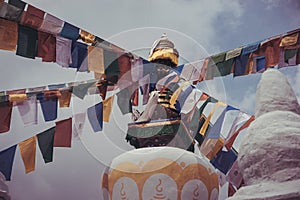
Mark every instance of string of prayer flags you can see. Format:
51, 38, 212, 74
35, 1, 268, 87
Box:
0, 101, 13, 134
0, 18, 18, 51
87, 102, 103, 132
37, 127, 55, 163
19, 136, 37, 174
54, 118, 72, 147
0, 145, 17, 181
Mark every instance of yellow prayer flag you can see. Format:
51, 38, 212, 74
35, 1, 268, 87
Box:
79, 29, 95, 44
8, 94, 27, 102
199, 102, 226, 136
58, 89, 71, 108
19, 136, 37, 173
88, 46, 105, 74
169, 81, 190, 109
280, 33, 299, 47
103, 95, 114, 122
200, 137, 224, 160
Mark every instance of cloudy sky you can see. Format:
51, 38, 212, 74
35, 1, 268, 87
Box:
0, 0, 300, 199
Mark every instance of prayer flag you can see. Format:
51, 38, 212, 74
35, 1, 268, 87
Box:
200, 137, 224, 160
16, 24, 38, 59
73, 112, 86, 139
48, 84, 65, 90
58, 89, 71, 108
39, 95, 58, 122
254, 56, 266, 73
118, 53, 132, 79
180, 89, 197, 114
59, 22, 79, 41
116, 87, 132, 115
103, 95, 114, 122
88, 46, 104, 74
131, 58, 143, 82
54, 118, 72, 147
38, 13, 63, 35
225, 115, 255, 150
72, 81, 96, 99
210, 149, 237, 174
242, 41, 260, 55
8, 0, 26, 10
0, 18, 18, 51
87, 102, 103, 132
19, 4, 44, 29
226, 160, 243, 188
225, 47, 243, 60
0, 101, 13, 134
0, 2, 23, 22
199, 102, 226, 136
206, 107, 227, 139
37, 127, 55, 163
56, 36, 72, 67
19, 136, 36, 173
37, 31, 56, 62
175, 85, 193, 112
280, 33, 298, 47
17, 95, 37, 126
139, 74, 151, 105
69, 41, 88, 71
0, 145, 17, 181
104, 49, 120, 81
233, 54, 249, 77
79, 29, 95, 44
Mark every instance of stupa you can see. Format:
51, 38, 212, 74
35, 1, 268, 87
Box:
227, 69, 300, 200
126, 34, 195, 151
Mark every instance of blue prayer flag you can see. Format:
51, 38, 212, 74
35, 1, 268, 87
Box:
0, 145, 17, 181
87, 102, 103, 132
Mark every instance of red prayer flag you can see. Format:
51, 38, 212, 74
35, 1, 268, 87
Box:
0, 101, 13, 134
225, 116, 255, 150
54, 118, 72, 147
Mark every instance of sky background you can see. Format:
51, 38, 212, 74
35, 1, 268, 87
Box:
0, 0, 300, 199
